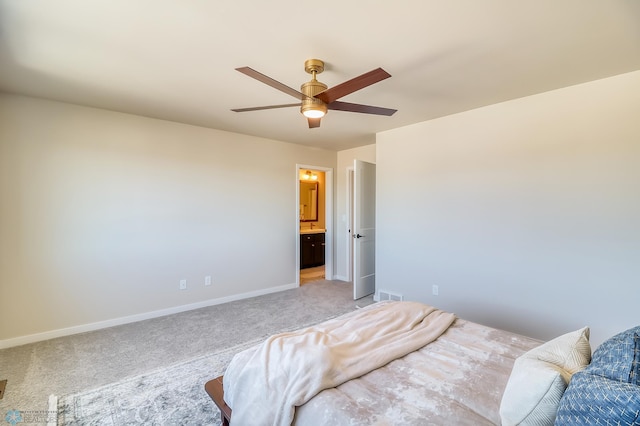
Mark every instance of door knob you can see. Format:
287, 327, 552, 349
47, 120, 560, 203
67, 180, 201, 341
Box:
354, 234, 364, 239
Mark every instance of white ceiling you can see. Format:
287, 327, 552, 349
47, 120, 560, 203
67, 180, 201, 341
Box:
1, 1, 639, 151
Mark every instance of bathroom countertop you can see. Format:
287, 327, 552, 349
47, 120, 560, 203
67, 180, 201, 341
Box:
300, 228, 325, 234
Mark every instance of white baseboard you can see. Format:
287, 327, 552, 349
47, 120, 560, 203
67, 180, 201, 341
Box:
47, 395, 58, 426
332, 275, 349, 282
0, 283, 297, 350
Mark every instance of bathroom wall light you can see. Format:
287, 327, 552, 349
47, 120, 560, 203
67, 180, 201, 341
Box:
302, 170, 318, 181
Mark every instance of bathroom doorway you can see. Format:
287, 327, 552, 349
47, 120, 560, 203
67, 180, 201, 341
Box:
296, 165, 333, 286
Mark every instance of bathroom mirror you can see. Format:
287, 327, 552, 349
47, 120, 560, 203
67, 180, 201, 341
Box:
300, 181, 318, 221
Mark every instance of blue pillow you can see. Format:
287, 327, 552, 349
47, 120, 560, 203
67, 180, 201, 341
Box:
632, 332, 640, 385
554, 371, 640, 425
588, 326, 640, 383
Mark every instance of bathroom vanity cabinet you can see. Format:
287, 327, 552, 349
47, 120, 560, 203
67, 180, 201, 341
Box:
300, 232, 325, 269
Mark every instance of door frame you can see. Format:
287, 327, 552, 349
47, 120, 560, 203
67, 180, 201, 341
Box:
345, 166, 355, 283
296, 164, 333, 286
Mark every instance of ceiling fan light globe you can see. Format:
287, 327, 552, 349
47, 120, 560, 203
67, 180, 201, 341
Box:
302, 109, 325, 118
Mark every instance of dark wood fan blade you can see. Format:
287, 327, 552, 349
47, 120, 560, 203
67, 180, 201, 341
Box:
315, 68, 391, 104
231, 103, 301, 112
236, 67, 309, 100
327, 101, 397, 116
308, 117, 321, 128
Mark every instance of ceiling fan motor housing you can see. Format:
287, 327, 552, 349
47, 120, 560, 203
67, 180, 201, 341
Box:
300, 59, 328, 118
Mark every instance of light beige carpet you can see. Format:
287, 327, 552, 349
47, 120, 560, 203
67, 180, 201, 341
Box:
0, 280, 374, 423
56, 312, 348, 425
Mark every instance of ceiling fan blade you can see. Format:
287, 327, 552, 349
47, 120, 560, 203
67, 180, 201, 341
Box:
308, 117, 321, 128
327, 101, 397, 116
315, 68, 391, 104
236, 67, 310, 100
231, 103, 301, 112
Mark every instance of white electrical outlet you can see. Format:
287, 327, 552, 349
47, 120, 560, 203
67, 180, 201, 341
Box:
432, 285, 439, 296
205, 276, 212, 286
179, 279, 187, 290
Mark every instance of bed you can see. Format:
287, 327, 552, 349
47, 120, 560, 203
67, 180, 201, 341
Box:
204, 301, 640, 425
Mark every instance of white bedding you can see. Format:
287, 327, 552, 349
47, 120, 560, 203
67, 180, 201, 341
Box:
223, 301, 456, 426
222, 302, 541, 425
295, 317, 541, 425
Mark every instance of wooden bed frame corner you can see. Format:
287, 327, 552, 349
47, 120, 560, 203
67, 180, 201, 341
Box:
204, 375, 231, 426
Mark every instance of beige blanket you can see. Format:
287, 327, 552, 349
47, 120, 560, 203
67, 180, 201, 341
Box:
223, 301, 456, 426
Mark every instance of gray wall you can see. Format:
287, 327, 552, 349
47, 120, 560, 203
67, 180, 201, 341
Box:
0, 94, 336, 346
376, 71, 640, 347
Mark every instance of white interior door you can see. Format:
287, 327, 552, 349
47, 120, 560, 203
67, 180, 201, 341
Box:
353, 159, 376, 300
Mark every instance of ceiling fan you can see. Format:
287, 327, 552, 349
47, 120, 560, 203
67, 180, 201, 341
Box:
231, 59, 397, 128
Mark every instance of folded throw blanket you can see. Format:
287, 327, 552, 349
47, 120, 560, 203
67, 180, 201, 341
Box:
223, 301, 456, 426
